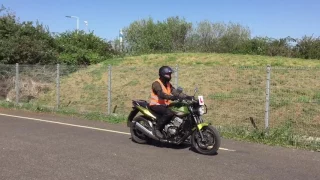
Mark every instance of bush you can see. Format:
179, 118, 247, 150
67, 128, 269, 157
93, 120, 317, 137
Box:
54, 30, 117, 65
1, 4, 320, 63
0, 5, 58, 64
0, 5, 119, 65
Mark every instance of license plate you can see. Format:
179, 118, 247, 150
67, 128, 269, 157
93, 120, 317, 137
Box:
198, 96, 204, 105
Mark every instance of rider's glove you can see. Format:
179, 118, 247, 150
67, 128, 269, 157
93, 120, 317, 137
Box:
185, 96, 194, 101
170, 95, 179, 101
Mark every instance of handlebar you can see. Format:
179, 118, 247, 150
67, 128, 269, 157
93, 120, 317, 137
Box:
173, 98, 197, 105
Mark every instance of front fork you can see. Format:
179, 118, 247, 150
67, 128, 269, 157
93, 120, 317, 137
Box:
192, 115, 207, 142
198, 129, 205, 142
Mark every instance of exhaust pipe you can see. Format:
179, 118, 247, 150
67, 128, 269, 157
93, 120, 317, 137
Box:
134, 122, 159, 141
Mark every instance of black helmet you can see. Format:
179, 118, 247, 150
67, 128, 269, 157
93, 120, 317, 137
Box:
159, 66, 173, 81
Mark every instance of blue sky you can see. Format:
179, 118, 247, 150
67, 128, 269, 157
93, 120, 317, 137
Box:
2, 0, 319, 40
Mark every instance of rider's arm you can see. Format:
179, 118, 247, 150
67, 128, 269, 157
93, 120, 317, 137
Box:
152, 81, 176, 100
171, 86, 188, 99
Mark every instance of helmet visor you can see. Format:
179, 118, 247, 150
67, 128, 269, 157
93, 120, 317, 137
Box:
164, 72, 172, 78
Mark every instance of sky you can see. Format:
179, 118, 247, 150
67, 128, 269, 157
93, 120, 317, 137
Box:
1, 0, 320, 41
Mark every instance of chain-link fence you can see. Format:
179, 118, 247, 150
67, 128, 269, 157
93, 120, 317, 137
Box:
1, 63, 320, 139
270, 67, 320, 138
0, 64, 16, 102
178, 66, 268, 129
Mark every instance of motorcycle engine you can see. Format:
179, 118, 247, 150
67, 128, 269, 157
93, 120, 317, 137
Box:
164, 117, 183, 136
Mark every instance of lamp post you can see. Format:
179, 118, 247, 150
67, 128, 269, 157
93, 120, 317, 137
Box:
119, 29, 123, 52
84, 20, 88, 33
65, 15, 79, 33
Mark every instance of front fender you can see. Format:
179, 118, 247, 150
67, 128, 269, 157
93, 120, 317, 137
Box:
198, 122, 210, 130
193, 122, 211, 131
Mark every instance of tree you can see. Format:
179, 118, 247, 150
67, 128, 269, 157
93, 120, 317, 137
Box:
0, 5, 58, 64
123, 16, 192, 54
294, 35, 320, 59
54, 30, 117, 65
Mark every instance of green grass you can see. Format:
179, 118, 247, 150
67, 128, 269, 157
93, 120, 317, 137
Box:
219, 120, 320, 152
313, 91, 320, 100
208, 93, 234, 100
0, 101, 126, 124
117, 53, 320, 67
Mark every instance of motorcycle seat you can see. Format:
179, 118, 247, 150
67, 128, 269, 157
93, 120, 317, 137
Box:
132, 99, 149, 108
132, 100, 163, 117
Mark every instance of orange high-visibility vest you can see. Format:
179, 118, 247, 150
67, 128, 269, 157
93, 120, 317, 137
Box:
150, 79, 172, 106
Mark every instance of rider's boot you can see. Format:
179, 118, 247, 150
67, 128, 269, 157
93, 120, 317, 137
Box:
154, 116, 167, 139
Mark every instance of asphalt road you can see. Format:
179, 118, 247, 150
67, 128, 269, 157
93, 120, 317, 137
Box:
0, 108, 319, 180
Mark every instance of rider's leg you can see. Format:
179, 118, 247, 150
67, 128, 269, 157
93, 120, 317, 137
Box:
149, 105, 174, 138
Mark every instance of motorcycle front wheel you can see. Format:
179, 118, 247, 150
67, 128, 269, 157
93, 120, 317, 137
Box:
191, 125, 221, 155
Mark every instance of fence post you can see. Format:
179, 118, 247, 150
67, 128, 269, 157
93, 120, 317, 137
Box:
107, 64, 112, 115
175, 64, 179, 88
265, 65, 271, 130
15, 63, 19, 106
56, 64, 60, 110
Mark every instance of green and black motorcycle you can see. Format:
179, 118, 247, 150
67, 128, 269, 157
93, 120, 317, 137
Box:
127, 87, 221, 155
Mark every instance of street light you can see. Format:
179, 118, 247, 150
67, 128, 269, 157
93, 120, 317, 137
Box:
65, 15, 79, 33
84, 20, 88, 33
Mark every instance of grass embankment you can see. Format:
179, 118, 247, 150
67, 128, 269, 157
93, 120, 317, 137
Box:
5, 53, 320, 151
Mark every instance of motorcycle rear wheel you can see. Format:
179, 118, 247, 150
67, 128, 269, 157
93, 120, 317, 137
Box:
130, 116, 150, 144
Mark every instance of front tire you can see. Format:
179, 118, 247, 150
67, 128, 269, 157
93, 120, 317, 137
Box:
130, 116, 151, 144
191, 125, 221, 155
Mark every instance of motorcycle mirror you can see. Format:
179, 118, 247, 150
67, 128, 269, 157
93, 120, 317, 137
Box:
194, 86, 198, 96
177, 86, 183, 94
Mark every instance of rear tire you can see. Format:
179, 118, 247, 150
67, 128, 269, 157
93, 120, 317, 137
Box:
191, 125, 221, 155
130, 116, 151, 144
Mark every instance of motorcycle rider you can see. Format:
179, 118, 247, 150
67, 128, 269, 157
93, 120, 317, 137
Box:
149, 66, 193, 139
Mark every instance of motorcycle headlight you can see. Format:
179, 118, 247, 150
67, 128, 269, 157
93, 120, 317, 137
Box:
198, 106, 205, 115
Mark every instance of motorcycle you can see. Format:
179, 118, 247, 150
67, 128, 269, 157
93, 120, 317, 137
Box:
127, 87, 221, 155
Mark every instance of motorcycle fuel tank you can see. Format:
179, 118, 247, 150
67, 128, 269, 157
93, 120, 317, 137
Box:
169, 102, 190, 117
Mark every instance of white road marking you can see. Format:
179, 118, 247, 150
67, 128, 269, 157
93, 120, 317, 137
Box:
220, 148, 236, 152
0, 113, 130, 135
0, 113, 236, 152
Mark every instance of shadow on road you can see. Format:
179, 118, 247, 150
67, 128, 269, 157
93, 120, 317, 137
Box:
129, 137, 218, 156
